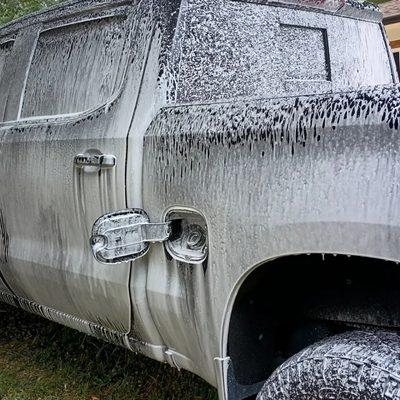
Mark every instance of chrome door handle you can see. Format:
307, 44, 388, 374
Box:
74, 153, 116, 169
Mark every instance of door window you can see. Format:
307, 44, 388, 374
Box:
0, 40, 13, 82
21, 16, 129, 118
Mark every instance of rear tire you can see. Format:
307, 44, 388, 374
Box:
257, 330, 400, 400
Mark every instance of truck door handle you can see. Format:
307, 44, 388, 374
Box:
74, 153, 116, 169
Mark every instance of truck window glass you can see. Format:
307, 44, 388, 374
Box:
281, 25, 331, 82
21, 16, 128, 118
172, 1, 392, 103
0, 40, 13, 87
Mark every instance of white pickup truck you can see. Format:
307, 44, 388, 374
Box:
0, 0, 399, 399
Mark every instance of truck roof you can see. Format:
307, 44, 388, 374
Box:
0, 0, 383, 38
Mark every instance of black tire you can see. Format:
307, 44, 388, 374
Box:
257, 330, 400, 400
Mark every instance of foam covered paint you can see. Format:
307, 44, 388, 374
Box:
0, 0, 399, 398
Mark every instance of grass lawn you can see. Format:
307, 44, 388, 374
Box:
0, 1, 63, 25
0, 305, 217, 400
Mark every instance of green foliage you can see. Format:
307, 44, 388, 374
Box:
0, 0, 63, 26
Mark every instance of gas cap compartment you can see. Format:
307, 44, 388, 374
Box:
165, 209, 209, 265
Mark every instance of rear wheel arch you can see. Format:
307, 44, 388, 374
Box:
222, 253, 400, 388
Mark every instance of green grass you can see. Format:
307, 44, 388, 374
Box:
0, 0, 63, 25
0, 305, 217, 400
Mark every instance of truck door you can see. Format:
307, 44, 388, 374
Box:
0, 1, 142, 334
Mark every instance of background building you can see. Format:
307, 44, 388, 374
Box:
381, 0, 400, 77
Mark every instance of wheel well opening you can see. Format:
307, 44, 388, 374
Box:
227, 254, 400, 386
